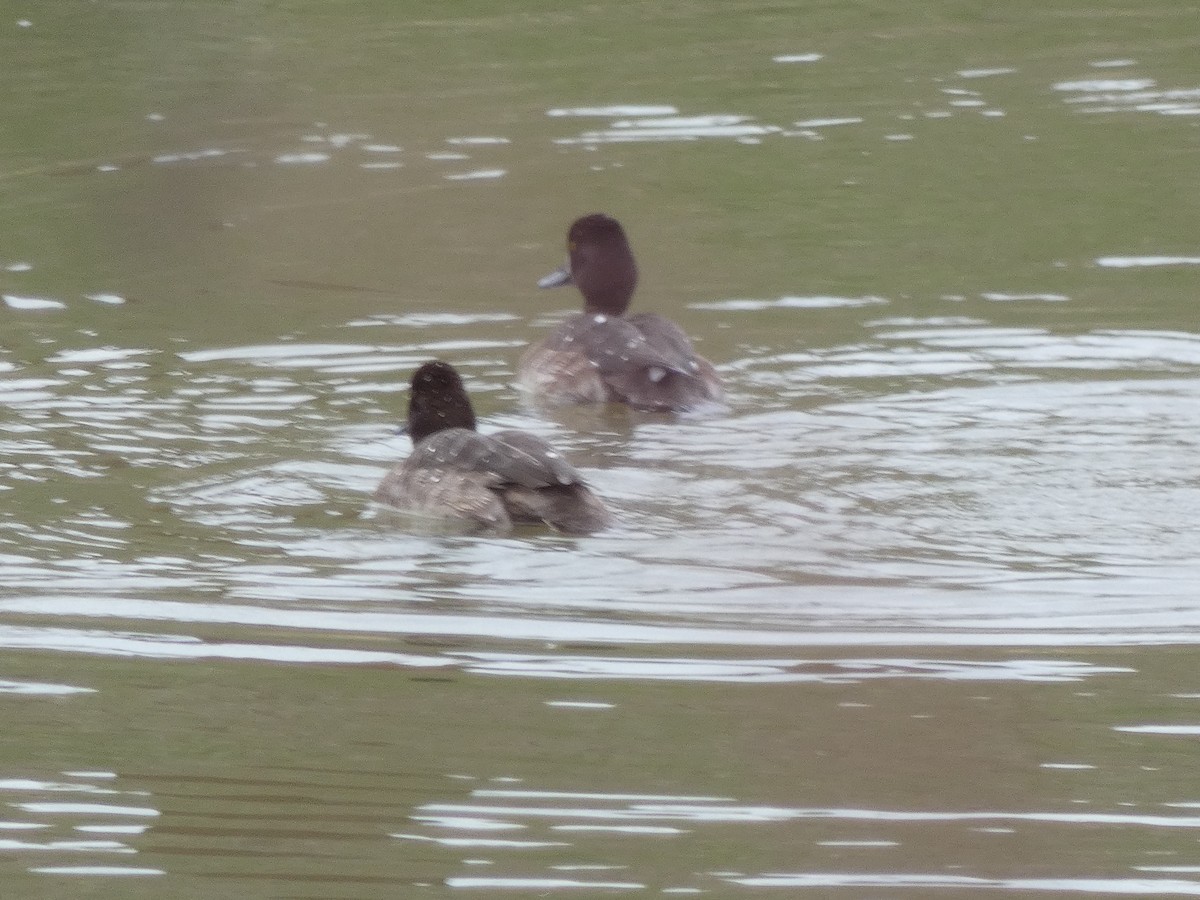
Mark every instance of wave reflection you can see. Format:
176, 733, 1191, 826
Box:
728, 873, 1200, 893
0, 616, 1139, 679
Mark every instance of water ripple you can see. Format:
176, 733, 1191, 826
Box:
727, 873, 1200, 893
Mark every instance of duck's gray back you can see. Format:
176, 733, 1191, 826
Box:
542, 314, 687, 377
407, 427, 582, 488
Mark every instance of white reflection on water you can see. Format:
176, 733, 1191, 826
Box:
1056, 78, 1200, 116
15, 804, 158, 817
446, 876, 645, 889
691, 295, 886, 311
457, 653, 1132, 683
45, 347, 152, 365
0, 623, 452, 669
727, 873, 1200, 893
0, 772, 161, 877
554, 113, 779, 144
550, 69, 1029, 145
444, 169, 507, 181
1097, 256, 1200, 268
446, 137, 510, 145
0, 680, 94, 696
0, 780, 126, 796
793, 116, 863, 128
547, 105, 678, 117
545, 701, 614, 709
415, 815, 524, 831
959, 67, 1018, 78
556, 825, 685, 834
396, 834, 567, 848
3, 294, 66, 310
1040, 763, 1096, 771
407, 781, 1200, 894
0, 838, 134, 852
423, 800, 1200, 829
152, 148, 239, 164
0, 612, 1151, 677
1055, 79, 1157, 92
345, 312, 520, 328
29, 866, 164, 876
980, 292, 1069, 302
178, 340, 521, 370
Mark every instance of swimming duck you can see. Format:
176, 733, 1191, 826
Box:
374, 360, 612, 534
517, 213, 724, 411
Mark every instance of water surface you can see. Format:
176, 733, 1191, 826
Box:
2, 1, 1199, 896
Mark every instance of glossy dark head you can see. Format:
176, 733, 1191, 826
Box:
542, 213, 639, 316
407, 360, 476, 445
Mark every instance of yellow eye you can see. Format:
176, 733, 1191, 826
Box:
568, 240, 577, 251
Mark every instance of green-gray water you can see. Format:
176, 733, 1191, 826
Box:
3, 2, 1200, 896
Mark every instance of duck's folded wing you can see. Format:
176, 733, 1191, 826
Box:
407, 427, 581, 489
624, 313, 704, 372
502, 483, 613, 534
488, 430, 584, 488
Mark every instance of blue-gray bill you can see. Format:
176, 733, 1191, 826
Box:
537, 263, 572, 288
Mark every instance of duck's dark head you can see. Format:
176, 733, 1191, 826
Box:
407, 360, 477, 444
539, 213, 638, 316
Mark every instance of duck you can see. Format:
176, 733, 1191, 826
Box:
374, 360, 612, 534
517, 213, 724, 412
